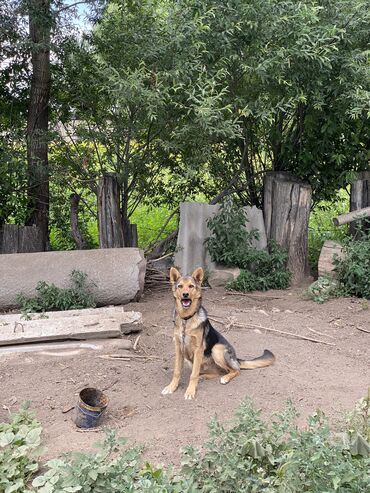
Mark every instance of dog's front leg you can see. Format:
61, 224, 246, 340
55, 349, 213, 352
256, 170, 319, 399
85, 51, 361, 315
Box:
184, 346, 203, 400
162, 338, 183, 395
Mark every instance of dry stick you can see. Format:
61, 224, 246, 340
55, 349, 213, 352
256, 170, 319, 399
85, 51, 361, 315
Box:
232, 322, 336, 346
307, 327, 335, 340
356, 326, 370, 334
98, 354, 162, 361
225, 291, 284, 300
133, 334, 141, 351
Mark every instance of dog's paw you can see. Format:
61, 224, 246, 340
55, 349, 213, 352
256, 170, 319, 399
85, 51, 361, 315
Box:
220, 376, 229, 385
184, 388, 196, 400
161, 384, 177, 395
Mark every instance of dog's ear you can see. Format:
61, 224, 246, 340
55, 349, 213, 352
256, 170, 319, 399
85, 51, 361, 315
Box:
191, 267, 204, 285
169, 267, 181, 285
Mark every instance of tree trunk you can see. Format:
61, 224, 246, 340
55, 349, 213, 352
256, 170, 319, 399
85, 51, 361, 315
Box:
350, 171, 370, 237
263, 171, 312, 285
122, 219, 138, 247
0, 225, 43, 254
98, 173, 125, 248
70, 193, 87, 249
25, 0, 51, 251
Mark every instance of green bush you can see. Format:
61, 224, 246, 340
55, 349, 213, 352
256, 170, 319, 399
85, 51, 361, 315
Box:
16, 270, 96, 314
0, 403, 41, 493
207, 199, 291, 291
334, 235, 370, 299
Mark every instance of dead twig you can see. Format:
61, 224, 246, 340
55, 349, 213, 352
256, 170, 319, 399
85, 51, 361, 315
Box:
102, 379, 119, 391
98, 353, 162, 361
356, 326, 370, 334
225, 291, 284, 300
133, 334, 141, 351
307, 327, 335, 339
231, 322, 336, 346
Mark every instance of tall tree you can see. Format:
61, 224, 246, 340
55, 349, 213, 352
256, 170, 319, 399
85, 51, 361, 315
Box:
25, 0, 52, 249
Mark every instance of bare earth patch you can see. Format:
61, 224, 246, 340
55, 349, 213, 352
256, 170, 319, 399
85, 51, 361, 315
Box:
0, 287, 369, 466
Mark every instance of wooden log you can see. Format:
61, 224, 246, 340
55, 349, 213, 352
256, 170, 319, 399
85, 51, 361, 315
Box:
332, 207, 370, 227
318, 240, 344, 278
98, 173, 125, 248
263, 172, 312, 285
349, 172, 370, 237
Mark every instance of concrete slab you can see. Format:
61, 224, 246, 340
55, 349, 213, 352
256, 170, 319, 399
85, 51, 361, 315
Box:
0, 248, 146, 309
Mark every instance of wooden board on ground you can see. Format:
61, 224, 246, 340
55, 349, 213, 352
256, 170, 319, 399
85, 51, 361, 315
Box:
0, 309, 142, 346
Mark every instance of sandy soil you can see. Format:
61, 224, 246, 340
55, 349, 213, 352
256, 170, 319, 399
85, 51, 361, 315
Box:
0, 286, 369, 467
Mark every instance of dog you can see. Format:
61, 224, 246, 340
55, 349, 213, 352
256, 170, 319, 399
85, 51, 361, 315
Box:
162, 266, 275, 400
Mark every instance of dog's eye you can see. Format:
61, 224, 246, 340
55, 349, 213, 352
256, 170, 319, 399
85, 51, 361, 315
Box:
189, 284, 195, 289
178, 284, 183, 289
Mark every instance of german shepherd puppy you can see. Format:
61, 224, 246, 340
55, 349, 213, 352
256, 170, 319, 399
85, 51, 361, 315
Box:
162, 267, 275, 400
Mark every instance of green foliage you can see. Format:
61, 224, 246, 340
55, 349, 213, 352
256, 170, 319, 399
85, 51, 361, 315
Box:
16, 270, 96, 314
0, 403, 41, 493
306, 276, 339, 304
25, 399, 370, 492
207, 199, 291, 291
334, 235, 370, 299
207, 198, 259, 266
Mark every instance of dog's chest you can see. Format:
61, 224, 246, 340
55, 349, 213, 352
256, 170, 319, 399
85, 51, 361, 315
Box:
175, 318, 202, 361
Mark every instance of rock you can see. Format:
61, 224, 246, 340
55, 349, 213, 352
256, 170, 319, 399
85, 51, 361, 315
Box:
208, 266, 241, 288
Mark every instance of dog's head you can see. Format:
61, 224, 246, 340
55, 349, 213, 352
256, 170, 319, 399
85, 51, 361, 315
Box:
169, 267, 204, 318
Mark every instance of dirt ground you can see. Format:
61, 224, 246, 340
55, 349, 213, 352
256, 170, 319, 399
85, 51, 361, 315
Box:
0, 286, 369, 467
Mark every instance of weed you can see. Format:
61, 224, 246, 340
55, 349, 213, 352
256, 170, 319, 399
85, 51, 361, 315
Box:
29, 398, 370, 492
16, 270, 96, 314
0, 403, 41, 493
1, 398, 369, 492
305, 276, 338, 303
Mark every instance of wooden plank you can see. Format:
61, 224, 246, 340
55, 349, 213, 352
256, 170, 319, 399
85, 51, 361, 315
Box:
0, 311, 142, 346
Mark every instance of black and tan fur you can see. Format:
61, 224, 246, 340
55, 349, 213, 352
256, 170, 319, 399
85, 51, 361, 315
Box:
162, 267, 275, 400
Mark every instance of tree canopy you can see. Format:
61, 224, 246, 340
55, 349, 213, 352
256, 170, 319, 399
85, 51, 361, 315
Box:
0, 0, 369, 247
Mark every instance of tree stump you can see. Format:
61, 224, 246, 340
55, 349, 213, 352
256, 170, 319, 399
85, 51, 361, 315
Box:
0, 224, 43, 254
98, 173, 125, 248
350, 171, 370, 237
263, 172, 312, 285
318, 240, 344, 278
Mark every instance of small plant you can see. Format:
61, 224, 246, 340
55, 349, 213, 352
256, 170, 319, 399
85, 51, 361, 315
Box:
306, 276, 338, 303
334, 235, 370, 299
16, 270, 96, 314
0, 403, 41, 493
207, 199, 291, 292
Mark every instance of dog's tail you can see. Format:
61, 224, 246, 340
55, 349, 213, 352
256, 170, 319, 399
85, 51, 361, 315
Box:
238, 349, 275, 369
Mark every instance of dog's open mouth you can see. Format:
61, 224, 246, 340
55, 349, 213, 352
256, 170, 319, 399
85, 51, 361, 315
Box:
181, 298, 192, 308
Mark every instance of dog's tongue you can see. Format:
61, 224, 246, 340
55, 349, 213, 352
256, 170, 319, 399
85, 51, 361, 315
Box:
182, 299, 191, 308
